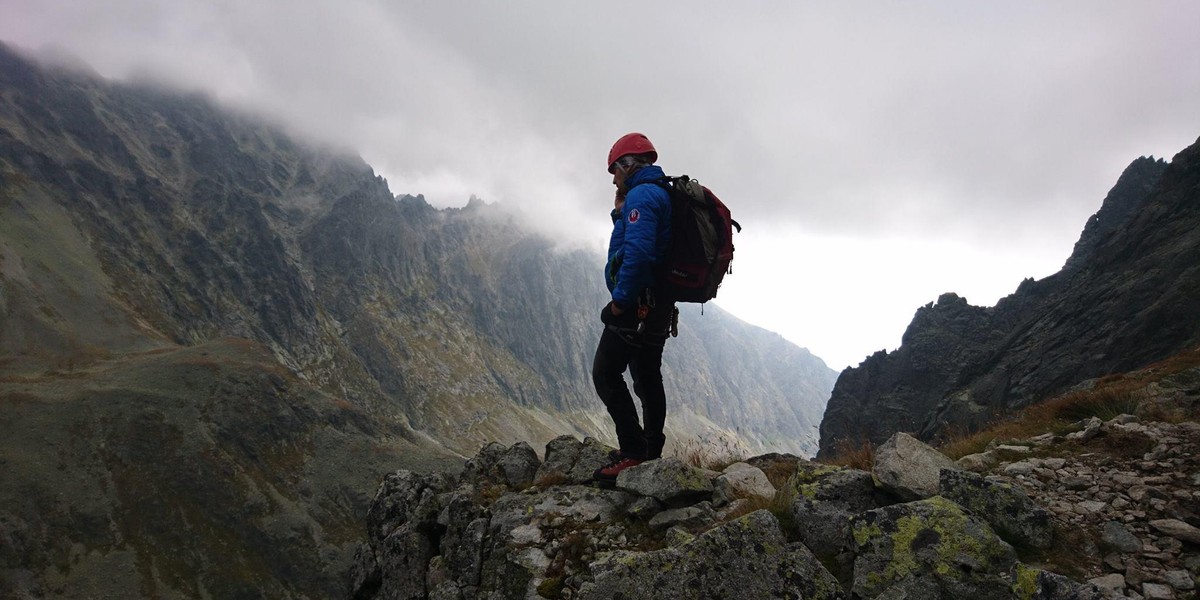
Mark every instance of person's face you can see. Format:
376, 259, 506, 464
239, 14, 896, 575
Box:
611, 162, 631, 194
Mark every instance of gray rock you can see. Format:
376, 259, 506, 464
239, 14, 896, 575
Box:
713, 464, 775, 504
579, 510, 843, 600
957, 451, 997, 472
996, 444, 1033, 454
789, 465, 883, 559
377, 521, 438, 600
460, 441, 542, 490
1004, 461, 1037, 476
648, 503, 715, 529
1068, 417, 1103, 442
1142, 582, 1176, 600
1088, 573, 1127, 594
1019, 566, 1108, 600
625, 496, 664, 520
939, 469, 1054, 549
535, 435, 583, 483
1042, 458, 1067, 470
1103, 521, 1144, 553
366, 470, 453, 543
1164, 570, 1195, 591
873, 432, 960, 501
848, 496, 1017, 600
1150, 519, 1200, 544
616, 457, 714, 506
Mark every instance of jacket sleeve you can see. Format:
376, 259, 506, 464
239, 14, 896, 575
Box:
611, 186, 666, 308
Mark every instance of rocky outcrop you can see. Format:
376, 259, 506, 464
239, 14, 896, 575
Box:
819, 137, 1200, 456
349, 437, 1137, 600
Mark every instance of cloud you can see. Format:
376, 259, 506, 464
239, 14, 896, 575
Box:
4, 0, 1200, 367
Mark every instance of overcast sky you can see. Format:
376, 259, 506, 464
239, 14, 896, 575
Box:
6, 1, 1200, 370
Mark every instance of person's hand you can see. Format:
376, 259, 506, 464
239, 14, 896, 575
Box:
601, 302, 628, 326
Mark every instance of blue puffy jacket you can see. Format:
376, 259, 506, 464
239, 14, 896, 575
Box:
605, 165, 672, 309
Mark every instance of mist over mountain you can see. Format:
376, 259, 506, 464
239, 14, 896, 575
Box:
818, 142, 1200, 457
0, 42, 834, 597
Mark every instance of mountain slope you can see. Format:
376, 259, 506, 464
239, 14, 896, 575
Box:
818, 143, 1200, 457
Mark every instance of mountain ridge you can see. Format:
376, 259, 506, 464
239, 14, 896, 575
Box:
818, 138, 1199, 457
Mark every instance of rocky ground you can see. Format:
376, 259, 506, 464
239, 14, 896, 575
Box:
958, 417, 1200, 600
346, 415, 1200, 600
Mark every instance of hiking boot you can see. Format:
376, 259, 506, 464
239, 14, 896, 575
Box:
592, 457, 644, 484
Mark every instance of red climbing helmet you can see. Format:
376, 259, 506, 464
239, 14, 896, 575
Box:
607, 133, 657, 173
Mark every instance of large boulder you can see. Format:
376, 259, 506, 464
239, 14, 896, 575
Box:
873, 432, 960, 501
789, 464, 886, 562
848, 496, 1017, 600
939, 469, 1054, 549
616, 458, 714, 506
578, 510, 844, 600
713, 462, 776, 504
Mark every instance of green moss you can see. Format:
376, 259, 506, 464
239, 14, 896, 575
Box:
1013, 563, 1041, 600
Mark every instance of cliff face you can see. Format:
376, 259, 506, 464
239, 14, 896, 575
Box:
0, 43, 834, 598
818, 144, 1198, 457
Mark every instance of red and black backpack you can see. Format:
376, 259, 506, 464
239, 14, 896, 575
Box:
653, 175, 740, 303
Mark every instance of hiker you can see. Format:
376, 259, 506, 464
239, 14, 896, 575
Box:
592, 132, 677, 482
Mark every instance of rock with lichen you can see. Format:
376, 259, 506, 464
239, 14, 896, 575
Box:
615, 457, 714, 506
939, 468, 1054, 549
578, 510, 844, 600
788, 463, 884, 564
848, 496, 1018, 600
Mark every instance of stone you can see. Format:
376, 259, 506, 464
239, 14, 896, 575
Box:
848, 496, 1017, 599
625, 496, 664, 519
1164, 570, 1195, 590
1028, 432, 1058, 445
1142, 582, 1176, 599
578, 510, 844, 600
1088, 573, 1127, 594
1068, 417, 1104, 442
789, 466, 883, 558
366, 470, 453, 543
1111, 414, 1141, 425
1103, 521, 1144, 553
872, 432, 960, 501
460, 441, 542, 489
1150, 519, 1200, 544
535, 435, 584, 483
1043, 458, 1067, 470
1004, 461, 1037, 476
940, 469, 1054, 549
648, 503, 715, 530
1077, 501, 1108, 514
957, 451, 996, 472
1019, 566, 1108, 600
996, 444, 1033, 454
616, 457, 714, 506
713, 464, 776, 504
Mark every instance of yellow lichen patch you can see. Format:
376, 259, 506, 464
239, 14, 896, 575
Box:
1013, 563, 1042, 600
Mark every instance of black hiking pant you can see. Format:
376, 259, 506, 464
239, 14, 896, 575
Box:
591, 302, 675, 461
